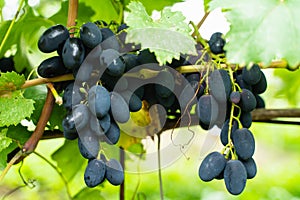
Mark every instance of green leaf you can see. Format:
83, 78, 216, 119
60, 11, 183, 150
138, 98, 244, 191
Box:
0, 21, 14, 57
125, 2, 197, 65
124, 0, 183, 14
6, 124, 32, 144
0, 142, 18, 170
0, 71, 25, 91
0, 128, 12, 152
51, 140, 86, 181
33, 0, 62, 18
24, 85, 66, 130
0, 96, 34, 127
73, 188, 104, 200
204, 0, 212, 12
209, 0, 300, 68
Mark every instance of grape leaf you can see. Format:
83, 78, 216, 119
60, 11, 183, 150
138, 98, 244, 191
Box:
6, 124, 32, 144
124, 0, 183, 14
209, 0, 300, 68
0, 143, 18, 170
52, 140, 86, 181
0, 71, 25, 91
0, 128, 12, 152
125, 1, 197, 65
0, 96, 35, 127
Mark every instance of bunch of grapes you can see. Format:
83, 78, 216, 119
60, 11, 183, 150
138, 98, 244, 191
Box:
197, 32, 267, 195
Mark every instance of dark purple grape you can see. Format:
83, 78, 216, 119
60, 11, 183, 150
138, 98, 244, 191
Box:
220, 119, 238, 146
37, 56, 68, 78
84, 159, 106, 187
80, 22, 102, 49
242, 157, 257, 179
242, 64, 261, 85
88, 85, 111, 119
196, 94, 219, 125
240, 112, 252, 128
230, 91, 241, 104
62, 112, 78, 140
232, 128, 255, 160
252, 71, 267, 94
105, 158, 124, 185
100, 28, 120, 51
38, 24, 69, 53
224, 160, 247, 195
0, 57, 14, 72
238, 89, 257, 112
62, 37, 85, 70
208, 32, 226, 54
100, 49, 125, 77
110, 92, 130, 123
104, 121, 120, 145
209, 69, 232, 103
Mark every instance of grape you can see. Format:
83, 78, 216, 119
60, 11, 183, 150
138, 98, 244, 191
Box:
185, 73, 200, 82
105, 158, 124, 186
224, 160, 247, 195
104, 121, 120, 145
100, 72, 128, 91
252, 71, 267, 94
100, 28, 120, 51
157, 93, 176, 109
100, 49, 125, 77
38, 24, 69, 53
209, 69, 231, 103
98, 114, 111, 134
242, 157, 257, 179
137, 49, 157, 64
208, 32, 226, 54
88, 85, 111, 119
110, 92, 130, 123
142, 84, 158, 106
242, 64, 261, 85
230, 91, 241, 104
220, 119, 238, 146
255, 94, 265, 108
62, 112, 78, 140
72, 104, 90, 131
238, 89, 257, 112
198, 151, 227, 182
236, 74, 252, 91
0, 57, 14, 72
117, 23, 129, 33
179, 83, 198, 110
122, 53, 138, 72
37, 56, 68, 78
78, 128, 100, 159
131, 86, 144, 99
196, 94, 219, 125
62, 38, 86, 70
240, 112, 252, 128
90, 115, 105, 137
62, 82, 83, 111
84, 159, 106, 187
120, 90, 142, 112
183, 43, 209, 65
154, 70, 175, 98
80, 22, 102, 49
232, 128, 255, 160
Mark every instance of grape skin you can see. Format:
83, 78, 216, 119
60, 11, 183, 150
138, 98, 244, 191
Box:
100, 49, 125, 77
84, 159, 106, 188
242, 157, 257, 179
62, 38, 86, 70
37, 56, 68, 78
224, 160, 247, 195
105, 159, 124, 186
232, 128, 255, 160
80, 22, 102, 49
78, 128, 100, 160
242, 64, 261, 85
238, 89, 257, 112
72, 104, 90, 131
252, 71, 267, 94
88, 85, 111, 119
209, 69, 232, 103
110, 92, 130, 123
104, 122, 120, 145
196, 94, 219, 125
198, 151, 227, 182
154, 70, 175, 98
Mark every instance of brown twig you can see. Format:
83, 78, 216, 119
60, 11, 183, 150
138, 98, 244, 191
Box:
21, 74, 74, 89
192, 12, 210, 37
67, 0, 78, 35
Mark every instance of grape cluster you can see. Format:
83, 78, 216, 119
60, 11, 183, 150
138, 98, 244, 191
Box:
197, 60, 267, 194
0, 57, 15, 72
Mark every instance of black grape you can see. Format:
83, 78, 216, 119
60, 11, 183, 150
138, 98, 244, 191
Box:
117, 23, 129, 33
122, 53, 138, 72
62, 38, 85, 70
100, 72, 128, 91
209, 69, 231, 103
80, 22, 102, 49
179, 83, 198, 110
88, 85, 111, 118
38, 24, 69, 53
238, 89, 257, 112
208, 32, 226, 54
157, 93, 176, 109
196, 94, 219, 125
78, 128, 100, 159
98, 114, 111, 134
120, 90, 142, 112
100, 28, 120, 51
105, 159, 124, 186
100, 49, 125, 77
198, 151, 227, 182
105, 121, 120, 145
155, 70, 175, 98
84, 159, 106, 187
110, 92, 130, 123
240, 112, 252, 128
252, 71, 267, 94
62, 112, 78, 140
72, 104, 90, 131
224, 160, 247, 195
220, 119, 238, 146
255, 94, 265, 108
232, 128, 255, 160
0, 57, 14, 72
242, 64, 261, 85
37, 56, 68, 78
230, 91, 241, 104
235, 74, 252, 91
62, 82, 84, 111
242, 157, 257, 179
89, 115, 105, 137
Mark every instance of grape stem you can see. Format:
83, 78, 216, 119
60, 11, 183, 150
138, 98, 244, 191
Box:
67, 0, 78, 36
21, 74, 74, 89
0, 0, 25, 54
192, 12, 210, 37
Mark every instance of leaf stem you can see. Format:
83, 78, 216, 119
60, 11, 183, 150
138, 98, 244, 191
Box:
192, 12, 210, 37
21, 74, 74, 89
0, 0, 25, 54
157, 134, 164, 200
